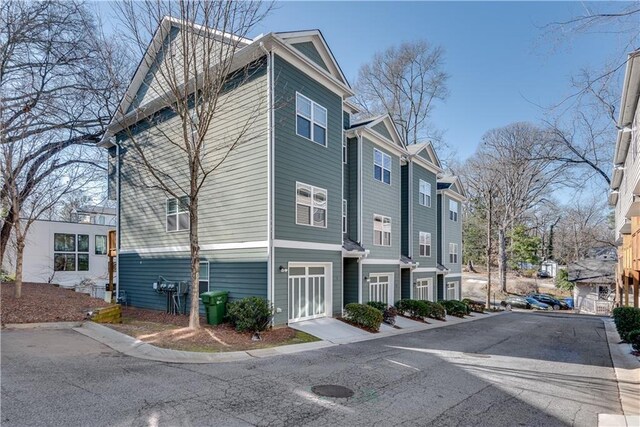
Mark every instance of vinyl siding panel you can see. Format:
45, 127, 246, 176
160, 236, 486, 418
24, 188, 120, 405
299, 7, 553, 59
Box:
413, 164, 438, 268
401, 165, 409, 256
118, 63, 268, 251
290, 42, 329, 72
273, 247, 342, 324
371, 122, 393, 141
273, 56, 343, 245
347, 138, 359, 241
437, 194, 443, 265
442, 193, 462, 274
361, 137, 401, 260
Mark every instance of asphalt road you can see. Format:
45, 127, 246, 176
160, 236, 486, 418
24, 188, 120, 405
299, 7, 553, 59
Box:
1, 312, 623, 427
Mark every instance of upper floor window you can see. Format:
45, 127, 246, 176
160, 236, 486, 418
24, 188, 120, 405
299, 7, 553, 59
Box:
167, 196, 189, 232
95, 235, 107, 255
342, 199, 347, 234
449, 243, 458, 264
419, 180, 431, 207
296, 93, 327, 146
373, 214, 391, 246
419, 232, 431, 257
449, 200, 458, 222
374, 149, 391, 184
296, 182, 327, 228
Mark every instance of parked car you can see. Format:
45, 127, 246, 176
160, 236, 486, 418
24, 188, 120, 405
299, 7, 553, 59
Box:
529, 293, 569, 310
536, 270, 551, 279
500, 295, 550, 311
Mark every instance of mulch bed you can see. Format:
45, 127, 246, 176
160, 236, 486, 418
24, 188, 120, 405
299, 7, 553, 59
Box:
1, 282, 111, 325
107, 306, 317, 353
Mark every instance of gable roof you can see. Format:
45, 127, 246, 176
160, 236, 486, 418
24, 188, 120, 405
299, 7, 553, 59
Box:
437, 175, 467, 199
568, 259, 616, 284
348, 114, 406, 153
406, 142, 443, 173
99, 20, 354, 147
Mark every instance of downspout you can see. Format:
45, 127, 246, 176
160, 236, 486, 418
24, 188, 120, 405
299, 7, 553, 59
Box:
115, 139, 120, 301
357, 130, 363, 303
260, 42, 275, 312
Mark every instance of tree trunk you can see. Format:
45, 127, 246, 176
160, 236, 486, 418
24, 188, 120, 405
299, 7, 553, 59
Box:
0, 212, 14, 268
486, 196, 492, 308
189, 194, 200, 330
14, 232, 25, 298
498, 227, 507, 293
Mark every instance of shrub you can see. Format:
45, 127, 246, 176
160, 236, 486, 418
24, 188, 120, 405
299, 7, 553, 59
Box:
226, 297, 273, 333
395, 299, 446, 321
627, 329, 640, 352
462, 298, 485, 313
344, 303, 383, 331
612, 307, 640, 341
424, 300, 446, 320
366, 301, 388, 312
440, 300, 469, 317
555, 269, 574, 291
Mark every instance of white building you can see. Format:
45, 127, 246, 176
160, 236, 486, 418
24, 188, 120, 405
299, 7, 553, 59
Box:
72, 205, 117, 226
2, 220, 114, 290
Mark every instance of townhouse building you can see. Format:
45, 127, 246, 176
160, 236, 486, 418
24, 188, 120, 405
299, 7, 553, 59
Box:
100, 18, 465, 325
610, 50, 640, 309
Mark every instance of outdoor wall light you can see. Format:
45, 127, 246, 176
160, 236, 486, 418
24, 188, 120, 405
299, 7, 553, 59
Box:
279, 266, 288, 273
364, 276, 370, 283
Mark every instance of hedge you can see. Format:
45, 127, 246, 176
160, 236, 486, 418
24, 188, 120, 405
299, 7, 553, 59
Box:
395, 299, 446, 321
612, 307, 640, 341
462, 298, 486, 313
440, 300, 469, 318
344, 303, 384, 331
628, 329, 640, 352
226, 297, 273, 333
366, 301, 388, 312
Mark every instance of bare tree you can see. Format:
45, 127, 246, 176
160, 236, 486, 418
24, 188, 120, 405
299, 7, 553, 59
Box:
113, 1, 272, 329
354, 40, 449, 149
477, 123, 567, 292
0, 0, 128, 290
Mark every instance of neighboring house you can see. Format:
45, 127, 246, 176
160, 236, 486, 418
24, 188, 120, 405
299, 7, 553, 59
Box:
539, 260, 558, 278
2, 220, 113, 290
437, 176, 466, 301
98, 18, 465, 325
569, 259, 616, 316
72, 205, 117, 226
609, 49, 640, 309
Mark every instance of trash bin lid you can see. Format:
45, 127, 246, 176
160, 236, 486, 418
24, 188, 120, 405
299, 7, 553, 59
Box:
209, 290, 229, 297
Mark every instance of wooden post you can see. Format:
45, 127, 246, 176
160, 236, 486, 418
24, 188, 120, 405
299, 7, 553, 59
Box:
634, 278, 639, 308
107, 230, 116, 302
624, 275, 630, 307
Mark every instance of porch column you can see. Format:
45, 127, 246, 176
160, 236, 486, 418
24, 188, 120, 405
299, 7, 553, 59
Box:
624, 275, 630, 307
635, 278, 639, 308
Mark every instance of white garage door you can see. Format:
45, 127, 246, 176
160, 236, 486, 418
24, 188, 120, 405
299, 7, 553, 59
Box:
288, 265, 327, 322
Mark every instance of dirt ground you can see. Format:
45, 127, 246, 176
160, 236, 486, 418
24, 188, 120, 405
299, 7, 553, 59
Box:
462, 270, 571, 304
1, 282, 111, 325
107, 306, 319, 353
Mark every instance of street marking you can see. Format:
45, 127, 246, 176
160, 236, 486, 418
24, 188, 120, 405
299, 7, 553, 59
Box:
384, 358, 421, 371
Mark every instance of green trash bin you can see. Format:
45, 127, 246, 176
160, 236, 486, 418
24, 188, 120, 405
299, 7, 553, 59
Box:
200, 290, 228, 325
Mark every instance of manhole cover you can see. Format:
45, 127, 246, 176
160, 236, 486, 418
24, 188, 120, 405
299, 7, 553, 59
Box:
311, 385, 354, 398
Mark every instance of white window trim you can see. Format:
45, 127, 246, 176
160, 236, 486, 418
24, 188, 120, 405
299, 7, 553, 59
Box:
449, 243, 458, 264
416, 278, 434, 301
449, 199, 459, 222
296, 182, 328, 229
419, 231, 431, 257
369, 273, 394, 304
374, 148, 392, 185
295, 92, 328, 147
373, 214, 392, 246
446, 281, 458, 300
419, 179, 431, 207
53, 233, 90, 272
342, 137, 347, 164
166, 196, 190, 233
342, 199, 347, 234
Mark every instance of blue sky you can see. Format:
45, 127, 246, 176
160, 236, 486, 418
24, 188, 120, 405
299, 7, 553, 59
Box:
95, 1, 634, 162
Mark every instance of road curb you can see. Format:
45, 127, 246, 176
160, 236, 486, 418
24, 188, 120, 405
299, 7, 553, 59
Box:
73, 322, 336, 364
3, 321, 85, 330
602, 318, 640, 419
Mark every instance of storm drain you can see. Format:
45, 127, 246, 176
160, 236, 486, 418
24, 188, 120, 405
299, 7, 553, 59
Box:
311, 385, 354, 398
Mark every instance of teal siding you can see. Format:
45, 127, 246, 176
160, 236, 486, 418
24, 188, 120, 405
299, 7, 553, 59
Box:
401, 165, 409, 256
361, 138, 401, 260
273, 56, 343, 245
437, 194, 443, 265
362, 264, 401, 304
371, 122, 393, 141
291, 42, 329, 72
413, 164, 438, 268
273, 247, 342, 324
343, 258, 359, 304
118, 252, 267, 313
442, 193, 462, 274
118, 62, 268, 251
347, 138, 359, 241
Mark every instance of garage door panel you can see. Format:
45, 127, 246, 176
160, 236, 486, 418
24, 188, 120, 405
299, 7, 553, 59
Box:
289, 265, 327, 322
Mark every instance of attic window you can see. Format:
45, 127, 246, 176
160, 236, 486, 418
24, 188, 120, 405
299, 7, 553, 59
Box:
296, 93, 327, 146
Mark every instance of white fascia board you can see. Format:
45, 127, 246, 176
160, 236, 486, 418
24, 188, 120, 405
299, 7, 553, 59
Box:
120, 241, 269, 254
438, 188, 466, 203
445, 273, 462, 278
618, 51, 640, 128
614, 128, 632, 165
349, 127, 408, 157
611, 167, 623, 190
411, 154, 443, 175
361, 258, 401, 265
343, 99, 360, 114
273, 240, 342, 251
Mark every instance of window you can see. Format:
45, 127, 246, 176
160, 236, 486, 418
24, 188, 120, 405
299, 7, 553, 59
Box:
95, 235, 107, 255
296, 182, 327, 228
54, 233, 89, 271
449, 243, 458, 264
369, 274, 391, 304
374, 149, 391, 184
98, 215, 105, 225
449, 200, 458, 221
415, 278, 433, 301
342, 138, 347, 164
167, 196, 189, 232
419, 180, 431, 207
373, 214, 391, 246
296, 93, 327, 146
419, 232, 431, 257
342, 199, 347, 234
447, 282, 457, 300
